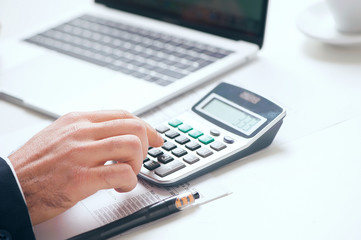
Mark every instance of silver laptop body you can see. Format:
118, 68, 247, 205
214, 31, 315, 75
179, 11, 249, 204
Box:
0, 0, 268, 118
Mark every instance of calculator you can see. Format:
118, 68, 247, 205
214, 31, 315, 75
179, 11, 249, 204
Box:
140, 82, 286, 186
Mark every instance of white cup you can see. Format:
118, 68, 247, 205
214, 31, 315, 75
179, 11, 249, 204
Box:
326, 0, 361, 33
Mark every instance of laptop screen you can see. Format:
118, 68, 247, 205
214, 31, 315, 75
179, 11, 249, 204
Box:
95, 0, 268, 48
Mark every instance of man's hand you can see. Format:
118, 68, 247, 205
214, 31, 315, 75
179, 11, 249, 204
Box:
8, 110, 163, 225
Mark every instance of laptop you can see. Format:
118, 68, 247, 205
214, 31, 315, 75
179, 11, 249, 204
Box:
0, 0, 268, 118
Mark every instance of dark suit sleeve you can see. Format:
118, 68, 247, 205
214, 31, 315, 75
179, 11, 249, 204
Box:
0, 157, 36, 240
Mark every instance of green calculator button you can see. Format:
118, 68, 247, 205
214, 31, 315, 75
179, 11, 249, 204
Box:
188, 129, 204, 139
178, 124, 193, 133
168, 119, 183, 127
198, 135, 215, 145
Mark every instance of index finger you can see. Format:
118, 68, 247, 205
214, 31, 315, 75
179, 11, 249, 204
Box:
144, 121, 164, 147
90, 109, 163, 147
85, 110, 136, 123
81, 109, 163, 147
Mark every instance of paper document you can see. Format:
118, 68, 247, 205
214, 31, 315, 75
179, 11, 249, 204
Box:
34, 174, 230, 240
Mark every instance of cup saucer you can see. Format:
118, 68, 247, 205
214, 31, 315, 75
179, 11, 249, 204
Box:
296, 1, 361, 45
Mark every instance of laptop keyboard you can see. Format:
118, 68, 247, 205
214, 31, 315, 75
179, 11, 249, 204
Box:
25, 15, 234, 86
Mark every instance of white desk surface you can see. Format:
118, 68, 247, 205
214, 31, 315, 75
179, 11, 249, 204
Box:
1, 0, 361, 239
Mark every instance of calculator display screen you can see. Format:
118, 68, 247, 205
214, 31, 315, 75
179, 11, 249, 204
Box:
202, 97, 261, 134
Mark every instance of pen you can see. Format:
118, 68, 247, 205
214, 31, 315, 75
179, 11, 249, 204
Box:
67, 191, 200, 240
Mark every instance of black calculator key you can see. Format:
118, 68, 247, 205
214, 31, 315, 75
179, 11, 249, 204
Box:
154, 160, 186, 177
175, 135, 191, 145
185, 141, 201, 151
144, 160, 161, 170
157, 154, 174, 164
210, 141, 227, 151
148, 148, 163, 158
171, 147, 187, 157
156, 125, 170, 133
183, 154, 200, 164
165, 130, 180, 139
196, 147, 213, 158
162, 141, 177, 151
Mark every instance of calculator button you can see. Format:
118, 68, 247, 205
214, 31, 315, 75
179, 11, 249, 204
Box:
178, 124, 193, 133
171, 147, 188, 157
183, 154, 200, 164
168, 119, 183, 127
196, 147, 213, 158
162, 141, 177, 151
210, 129, 220, 136
144, 160, 161, 170
210, 141, 227, 151
188, 129, 204, 139
143, 157, 150, 163
156, 125, 170, 134
165, 130, 180, 139
223, 136, 235, 144
148, 148, 163, 158
175, 135, 191, 145
157, 154, 174, 164
185, 141, 201, 151
154, 160, 186, 177
198, 135, 215, 145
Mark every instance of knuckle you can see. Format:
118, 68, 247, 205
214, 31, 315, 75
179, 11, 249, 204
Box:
122, 179, 137, 192
102, 164, 138, 192
68, 166, 85, 184
63, 142, 89, 161
117, 165, 138, 191
119, 110, 132, 119
72, 142, 89, 153
62, 112, 83, 122
67, 123, 88, 140
126, 135, 143, 151
129, 120, 147, 135
123, 136, 143, 172
108, 137, 122, 152
104, 136, 142, 155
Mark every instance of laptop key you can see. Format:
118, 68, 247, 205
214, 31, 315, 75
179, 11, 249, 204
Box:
25, 14, 233, 88
155, 79, 173, 86
160, 69, 186, 79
